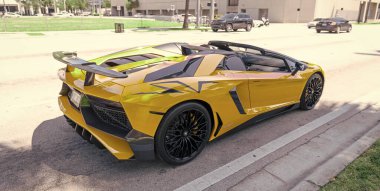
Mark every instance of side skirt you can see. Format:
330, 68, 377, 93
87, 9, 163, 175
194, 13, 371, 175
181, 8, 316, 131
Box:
213, 103, 300, 139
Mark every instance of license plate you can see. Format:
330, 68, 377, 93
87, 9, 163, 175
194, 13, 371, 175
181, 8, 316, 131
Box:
70, 90, 82, 108
322, 23, 327, 26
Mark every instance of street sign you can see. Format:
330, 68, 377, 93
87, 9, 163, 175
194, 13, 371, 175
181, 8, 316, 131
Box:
88, 0, 102, 6
117, 6, 121, 11
170, 5, 175, 11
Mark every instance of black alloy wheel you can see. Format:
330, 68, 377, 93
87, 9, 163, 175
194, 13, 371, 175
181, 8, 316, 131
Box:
300, 73, 324, 110
155, 102, 211, 165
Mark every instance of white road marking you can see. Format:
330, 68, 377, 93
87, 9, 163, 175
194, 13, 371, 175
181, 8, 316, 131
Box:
175, 90, 380, 191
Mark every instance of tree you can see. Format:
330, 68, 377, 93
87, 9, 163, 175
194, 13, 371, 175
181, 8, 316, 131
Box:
126, 0, 139, 11
102, 0, 110, 8
182, 0, 189, 29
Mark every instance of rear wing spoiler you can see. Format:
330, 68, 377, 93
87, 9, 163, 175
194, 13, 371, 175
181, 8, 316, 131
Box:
53, 51, 128, 86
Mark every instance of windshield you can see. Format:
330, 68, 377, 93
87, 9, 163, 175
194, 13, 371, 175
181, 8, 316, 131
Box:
222, 14, 236, 20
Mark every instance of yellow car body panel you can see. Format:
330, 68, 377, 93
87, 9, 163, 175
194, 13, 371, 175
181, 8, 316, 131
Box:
55, 42, 324, 160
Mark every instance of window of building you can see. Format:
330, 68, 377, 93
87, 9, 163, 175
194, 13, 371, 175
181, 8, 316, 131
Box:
241, 9, 246, 13
228, 0, 239, 6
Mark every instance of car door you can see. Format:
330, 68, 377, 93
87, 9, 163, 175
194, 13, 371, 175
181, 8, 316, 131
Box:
245, 55, 305, 113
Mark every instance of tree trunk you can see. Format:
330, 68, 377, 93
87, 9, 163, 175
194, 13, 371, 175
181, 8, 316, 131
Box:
182, 0, 190, 29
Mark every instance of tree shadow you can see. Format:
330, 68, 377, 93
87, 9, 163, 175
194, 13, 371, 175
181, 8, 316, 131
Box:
355, 50, 380, 56
0, 101, 375, 190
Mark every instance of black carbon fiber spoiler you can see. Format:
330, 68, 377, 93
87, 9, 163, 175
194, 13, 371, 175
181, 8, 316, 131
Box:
53, 51, 128, 86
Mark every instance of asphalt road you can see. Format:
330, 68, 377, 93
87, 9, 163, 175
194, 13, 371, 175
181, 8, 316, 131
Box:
0, 24, 380, 190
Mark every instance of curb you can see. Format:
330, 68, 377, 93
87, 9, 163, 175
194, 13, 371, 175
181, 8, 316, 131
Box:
291, 122, 380, 191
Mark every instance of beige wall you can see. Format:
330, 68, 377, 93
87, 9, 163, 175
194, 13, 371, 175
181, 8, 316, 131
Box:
239, 0, 316, 22
239, 0, 379, 22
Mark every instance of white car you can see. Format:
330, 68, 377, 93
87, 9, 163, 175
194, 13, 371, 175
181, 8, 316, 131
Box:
53, 11, 74, 18
253, 20, 264, 27
307, 18, 323, 28
174, 14, 196, 23
2, 12, 21, 18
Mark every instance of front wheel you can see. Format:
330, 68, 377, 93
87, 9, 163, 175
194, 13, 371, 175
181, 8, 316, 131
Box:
300, 73, 324, 110
347, 26, 352, 33
316, 29, 321, 33
225, 24, 233, 32
212, 28, 218, 32
155, 102, 212, 165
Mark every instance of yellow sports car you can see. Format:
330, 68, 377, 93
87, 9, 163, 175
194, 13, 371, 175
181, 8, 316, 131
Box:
55, 41, 324, 165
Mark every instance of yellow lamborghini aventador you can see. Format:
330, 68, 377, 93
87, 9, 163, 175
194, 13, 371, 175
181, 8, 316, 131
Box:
54, 41, 324, 165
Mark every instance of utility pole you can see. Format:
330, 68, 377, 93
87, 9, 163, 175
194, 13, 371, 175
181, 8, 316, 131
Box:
365, 0, 372, 23
210, 0, 215, 20
196, 0, 200, 28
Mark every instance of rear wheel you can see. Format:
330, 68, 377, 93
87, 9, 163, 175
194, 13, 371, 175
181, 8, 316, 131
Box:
155, 102, 212, 165
233, 29, 238, 31
316, 29, 321, 33
212, 28, 218, 32
225, 24, 233, 32
300, 73, 324, 110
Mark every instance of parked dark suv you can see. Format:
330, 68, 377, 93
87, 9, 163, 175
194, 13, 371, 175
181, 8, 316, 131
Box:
316, 17, 352, 34
211, 13, 253, 32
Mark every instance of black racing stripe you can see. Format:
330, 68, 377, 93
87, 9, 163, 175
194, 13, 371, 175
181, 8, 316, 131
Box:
149, 111, 165, 115
229, 87, 246, 114
213, 112, 223, 137
137, 80, 217, 94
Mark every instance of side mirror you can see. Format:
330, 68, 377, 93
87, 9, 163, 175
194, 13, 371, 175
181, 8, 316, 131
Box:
291, 63, 304, 76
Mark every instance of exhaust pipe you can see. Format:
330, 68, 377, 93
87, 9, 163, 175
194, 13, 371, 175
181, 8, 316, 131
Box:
90, 135, 105, 149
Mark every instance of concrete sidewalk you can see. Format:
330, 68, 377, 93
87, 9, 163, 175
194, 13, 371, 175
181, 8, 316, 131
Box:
229, 104, 380, 191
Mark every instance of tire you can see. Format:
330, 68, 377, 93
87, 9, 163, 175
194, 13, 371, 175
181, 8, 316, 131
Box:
225, 24, 233, 32
246, 24, 252, 32
212, 28, 218, 32
233, 29, 238, 31
155, 102, 212, 165
347, 26, 352, 33
300, 73, 324, 110
316, 29, 321, 33
336, 26, 340, 34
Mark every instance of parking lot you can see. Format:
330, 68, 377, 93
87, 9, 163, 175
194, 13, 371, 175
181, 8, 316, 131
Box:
1, 23, 380, 190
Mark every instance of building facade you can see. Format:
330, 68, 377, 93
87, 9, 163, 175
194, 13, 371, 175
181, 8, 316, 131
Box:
239, 0, 380, 22
0, 0, 19, 13
111, 0, 380, 22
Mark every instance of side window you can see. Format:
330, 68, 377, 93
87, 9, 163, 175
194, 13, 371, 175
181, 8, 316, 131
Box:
224, 56, 246, 71
245, 55, 289, 72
